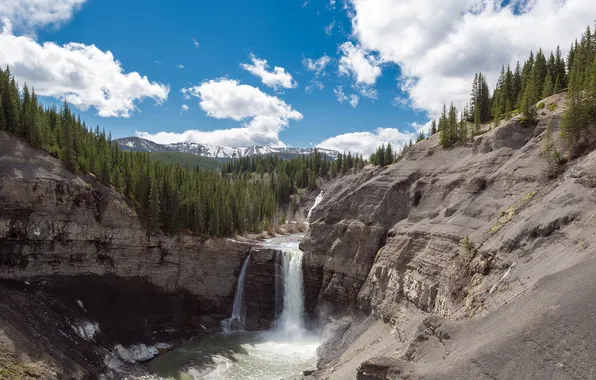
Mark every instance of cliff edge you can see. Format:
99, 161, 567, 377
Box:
303, 93, 596, 379
0, 131, 278, 378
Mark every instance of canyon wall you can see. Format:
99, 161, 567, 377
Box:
0, 131, 278, 378
303, 93, 596, 378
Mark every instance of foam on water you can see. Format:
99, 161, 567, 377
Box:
146, 234, 320, 380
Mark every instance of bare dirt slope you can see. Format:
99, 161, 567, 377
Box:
304, 93, 596, 379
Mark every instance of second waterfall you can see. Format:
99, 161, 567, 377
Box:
275, 247, 306, 337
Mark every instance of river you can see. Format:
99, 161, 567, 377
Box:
144, 233, 320, 380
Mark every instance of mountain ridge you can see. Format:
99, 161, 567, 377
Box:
116, 136, 340, 160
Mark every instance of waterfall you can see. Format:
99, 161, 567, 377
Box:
221, 253, 251, 333
275, 248, 306, 337
274, 251, 284, 318
306, 192, 324, 222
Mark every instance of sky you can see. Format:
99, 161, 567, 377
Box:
1, 0, 596, 156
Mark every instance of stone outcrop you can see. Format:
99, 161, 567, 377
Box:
305, 93, 596, 379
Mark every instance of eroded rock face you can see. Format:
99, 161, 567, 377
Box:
307, 95, 596, 379
356, 357, 412, 380
302, 114, 546, 321
0, 132, 279, 377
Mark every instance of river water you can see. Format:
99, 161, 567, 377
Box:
144, 234, 320, 380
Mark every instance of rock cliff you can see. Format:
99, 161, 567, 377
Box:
303, 93, 596, 379
0, 131, 277, 378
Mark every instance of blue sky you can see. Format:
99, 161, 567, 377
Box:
30, 0, 423, 151
1, 0, 595, 155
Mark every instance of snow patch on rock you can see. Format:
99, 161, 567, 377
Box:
71, 321, 100, 340
114, 343, 170, 363
77, 299, 87, 312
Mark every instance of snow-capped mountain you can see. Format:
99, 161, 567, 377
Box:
115, 137, 339, 160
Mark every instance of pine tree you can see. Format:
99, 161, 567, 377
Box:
0, 95, 5, 131
520, 78, 537, 120
430, 119, 437, 135
384, 143, 393, 165
439, 104, 449, 147
542, 119, 561, 178
148, 174, 161, 231
542, 71, 554, 98
459, 111, 467, 143
473, 102, 480, 135
63, 118, 78, 173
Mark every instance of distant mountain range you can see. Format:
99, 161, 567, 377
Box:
115, 137, 340, 160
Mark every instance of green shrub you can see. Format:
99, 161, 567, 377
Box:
547, 103, 557, 111
537, 102, 545, 109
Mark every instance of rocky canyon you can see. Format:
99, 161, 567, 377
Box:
2, 92, 596, 379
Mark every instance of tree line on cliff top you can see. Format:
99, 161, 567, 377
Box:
0, 67, 364, 236
368, 24, 596, 166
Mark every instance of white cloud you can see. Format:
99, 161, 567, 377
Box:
155, 60, 163, 65
317, 127, 413, 156
305, 80, 324, 93
303, 54, 331, 76
347, 0, 596, 117
181, 78, 301, 120
181, 104, 189, 112
324, 21, 335, 36
333, 85, 359, 108
329, 0, 336, 9
0, 0, 86, 32
392, 96, 409, 108
338, 41, 382, 86
241, 54, 297, 90
136, 116, 294, 148
355, 84, 377, 99
192, 38, 199, 48
176, 64, 184, 69
142, 78, 302, 147
0, 29, 170, 117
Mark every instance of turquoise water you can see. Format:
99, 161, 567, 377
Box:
145, 330, 319, 380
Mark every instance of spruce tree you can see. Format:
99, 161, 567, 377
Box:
384, 143, 393, 165
430, 119, 437, 135
148, 175, 161, 231
0, 95, 5, 131
542, 72, 554, 98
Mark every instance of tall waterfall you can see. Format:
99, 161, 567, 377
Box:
221, 253, 251, 332
275, 247, 306, 337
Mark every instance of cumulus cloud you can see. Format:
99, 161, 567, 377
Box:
347, 0, 596, 117
136, 116, 294, 148
0, 0, 86, 32
317, 127, 413, 156
192, 38, 199, 48
241, 54, 297, 90
181, 104, 189, 112
334, 85, 359, 108
176, 64, 184, 69
303, 54, 332, 76
139, 78, 302, 147
338, 41, 382, 86
0, 29, 170, 117
181, 78, 301, 120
